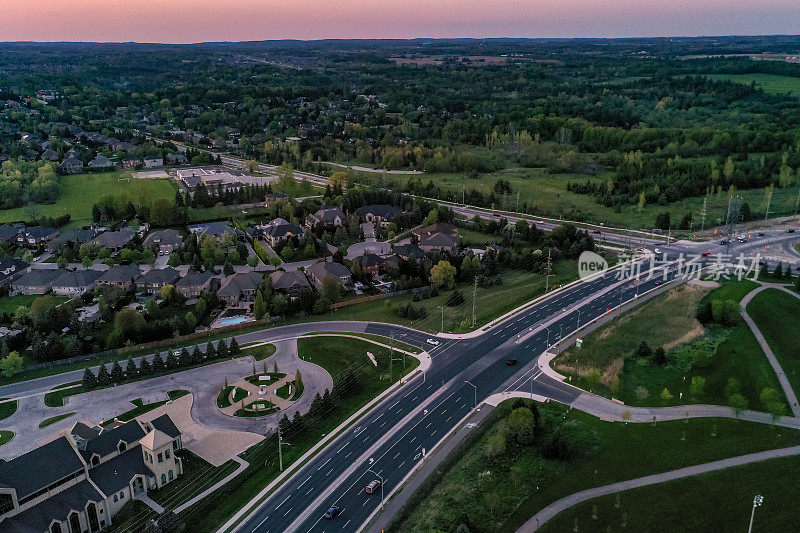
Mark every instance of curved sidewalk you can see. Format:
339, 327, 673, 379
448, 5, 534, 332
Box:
740, 282, 800, 417
517, 444, 800, 532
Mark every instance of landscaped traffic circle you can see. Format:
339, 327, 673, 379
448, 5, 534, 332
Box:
217, 364, 304, 418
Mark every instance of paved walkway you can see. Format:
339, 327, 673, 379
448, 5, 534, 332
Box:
220, 372, 295, 415
173, 456, 249, 514
135, 492, 165, 514
740, 281, 800, 417
517, 445, 800, 532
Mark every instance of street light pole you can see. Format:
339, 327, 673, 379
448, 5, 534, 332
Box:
545, 326, 551, 349
464, 380, 477, 409
438, 306, 444, 332
748, 495, 764, 533
367, 468, 385, 510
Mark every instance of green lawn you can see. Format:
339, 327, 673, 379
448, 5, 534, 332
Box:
0, 400, 17, 421
105, 499, 158, 533
303, 332, 422, 354
243, 343, 276, 361
275, 380, 296, 400
39, 412, 76, 428
0, 294, 44, 315
180, 335, 420, 532
149, 450, 239, 509
244, 373, 285, 386
231, 387, 249, 404
100, 398, 167, 426
235, 400, 279, 417
0, 431, 13, 447
747, 289, 800, 398
217, 386, 234, 408
556, 280, 781, 408
540, 454, 800, 532
390, 400, 800, 533
44, 384, 84, 407
0, 172, 177, 228
704, 73, 800, 95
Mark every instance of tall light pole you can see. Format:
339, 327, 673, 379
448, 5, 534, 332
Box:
438, 306, 444, 333
545, 326, 551, 349
748, 494, 763, 533
366, 467, 385, 509
577, 309, 581, 329
464, 380, 477, 409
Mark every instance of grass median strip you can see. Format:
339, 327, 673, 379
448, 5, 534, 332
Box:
39, 412, 76, 428
0, 431, 13, 446
0, 400, 17, 421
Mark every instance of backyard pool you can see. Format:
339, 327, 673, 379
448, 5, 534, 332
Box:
220, 316, 249, 326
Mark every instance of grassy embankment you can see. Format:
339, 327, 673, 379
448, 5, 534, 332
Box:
747, 289, 800, 398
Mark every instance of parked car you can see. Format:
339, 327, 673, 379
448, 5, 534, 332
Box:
787, 229, 796, 233
654, 248, 661, 255
701, 252, 712, 257
757, 232, 765, 236
366, 479, 381, 494
323, 506, 341, 519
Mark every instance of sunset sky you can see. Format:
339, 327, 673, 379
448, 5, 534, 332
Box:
1, 0, 798, 43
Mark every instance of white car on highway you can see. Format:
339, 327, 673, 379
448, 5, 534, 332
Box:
426, 338, 440, 346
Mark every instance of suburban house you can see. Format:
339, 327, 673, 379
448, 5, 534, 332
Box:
261, 218, 304, 247
41, 149, 59, 161
47, 229, 98, 253
305, 260, 352, 290
121, 157, 141, 169
0, 258, 30, 288
51, 270, 103, 297
176, 168, 241, 194
264, 192, 289, 206
217, 272, 263, 307
18, 226, 59, 249
355, 204, 401, 227
60, 157, 84, 175
0, 414, 183, 533
135, 267, 180, 295
90, 228, 134, 252
412, 222, 458, 253
187, 222, 239, 241
143, 229, 183, 254
305, 207, 345, 230
10, 269, 62, 295
143, 156, 163, 168
166, 153, 188, 165
175, 270, 218, 298
88, 154, 114, 169
392, 243, 425, 261
0, 225, 21, 246
95, 264, 141, 291
270, 269, 311, 299
353, 253, 384, 277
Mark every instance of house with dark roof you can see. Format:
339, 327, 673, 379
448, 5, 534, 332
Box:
166, 153, 187, 165
88, 154, 114, 169
305, 260, 352, 290
90, 228, 134, 252
262, 219, 304, 247
47, 228, 98, 253
143, 156, 163, 168
412, 222, 458, 253
353, 253, 384, 277
355, 204, 402, 227
143, 229, 183, 253
60, 157, 84, 175
96, 264, 141, 291
51, 269, 103, 297
0, 415, 184, 533
18, 226, 59, 249
265, 192, 289, 206
121, 157, 141, 169
392, 243, 425, 261
10, 269, 62, 295
0, 258, 30, 288
0, 225, 21, 246
270, 269, 311, 299
175, 270, 218, 298
41, 149, 59, 161
188, 222, 239, 241
217, 271, 263, 307
305, 207, 345, 230
135, 267, 180, 295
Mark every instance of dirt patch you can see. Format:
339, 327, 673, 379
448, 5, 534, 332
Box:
600, 358, 624, 387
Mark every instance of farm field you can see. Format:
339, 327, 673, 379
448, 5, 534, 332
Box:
704, 73, 800, 95
0, 172, 177, 228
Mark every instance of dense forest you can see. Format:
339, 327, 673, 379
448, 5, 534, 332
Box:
0, 36, 799, 226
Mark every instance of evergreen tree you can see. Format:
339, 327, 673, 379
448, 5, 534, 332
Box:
652, 347, 666, 365
152, 353, 166, 373
635, 341, 652, 358
229, 337, 240, 355
279, 414, 291, 435
125, 357, 138, 379
774, 262, 784, 279
110, 360, 124, 383
291, 410, 304, 434
179, 347, 191, 367
191, 345, 202, 365
165, 350, 178, 369
82, 367, 97, 389
217, 339, 228, 358
97, 364, 111, 386
205, 341, 216, 359
139, 357, 152, 375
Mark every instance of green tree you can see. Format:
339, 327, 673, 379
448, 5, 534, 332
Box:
635, 341, 652, 358
185, 311, 198, 332
689, 376, 706, 396
0, 351, 23, 378
660, 388, 674, 401
81, 367, 97, 389
229, 337, 241, 355
321, 277, 342, 303
508, 407, 535, 444
729, 393, 748, 415
430, 260, 456, 290
484, 433, 506, 460
254, 290, 266, 320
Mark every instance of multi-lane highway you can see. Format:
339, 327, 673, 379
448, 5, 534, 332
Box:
231, 255, 691, 533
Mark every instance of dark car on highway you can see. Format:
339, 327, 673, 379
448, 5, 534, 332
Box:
324, 506, 341, 519
506, 358, 518, 366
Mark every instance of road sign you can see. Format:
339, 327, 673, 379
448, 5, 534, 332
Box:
576, 338, 583, 348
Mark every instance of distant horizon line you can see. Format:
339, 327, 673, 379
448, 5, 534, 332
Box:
1, 34, 799, 47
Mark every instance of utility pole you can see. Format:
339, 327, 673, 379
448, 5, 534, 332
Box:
438, 306, 444, 332
389, 333, 393, 382
472, 276, 477, 327
699, 196, 707, 231
795, 185, 800, 216
277, 424, 283, 472
545, 249, 553, 293
764, 186, 773, 222
748, 495, 763, 533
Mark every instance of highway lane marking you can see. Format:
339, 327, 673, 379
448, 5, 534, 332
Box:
305, 487, 314, 496
252, 515, 269, 532
326, 469, 333, 477
283, 508, 292, 517
345, 451, 352, 458
336, 443, 348, 454
317, 457, 331, 470
298, 475, 312, 488
379, 421, 386, 428
363, 436, 370, 442
275, 495, 290, 510
446, 416, 452, 422
393, 452, 400, 459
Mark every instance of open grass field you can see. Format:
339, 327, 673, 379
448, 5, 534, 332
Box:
705, 73, 800, 95
747, 289, 800, 398
391, 400, 800, 533
149, 450, 239, 509
554, 280, 781, 408
0, 172, 176, 228
0, 294, 43, 315
539, 454, 800, 533
348, 165, 800, 231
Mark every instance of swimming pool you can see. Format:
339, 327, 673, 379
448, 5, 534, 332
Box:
220, 316, 249, 326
